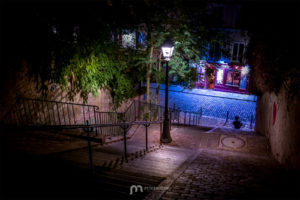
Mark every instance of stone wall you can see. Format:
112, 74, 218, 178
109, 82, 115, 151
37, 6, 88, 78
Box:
0, 64, 135, 121
255, 87, 300, 170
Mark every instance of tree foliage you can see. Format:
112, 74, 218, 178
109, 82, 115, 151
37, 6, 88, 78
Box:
244, 2, 300, 98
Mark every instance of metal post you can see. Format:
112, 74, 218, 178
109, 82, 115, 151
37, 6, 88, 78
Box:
144, 120, 150, 152
84, 120, 94, 174
72, 104, 76, 124
193, 113, 195, 125
250, 114, 253, 129
178, 110, 180, 127
160, 117, 163, 136
46, 102, 51, 125
83, 106, 86, 124
56, 103, 61, 125
62, 104, 66, 125
169, 111, 172, 130
161, 61, 172, 143
224, 111, 229, 126
94, 107, 98, 136
123, 127, 128, 162
41, 101, 46, 124
134, 101, 136, 121
121, 122, 129, 163
22, 99, 29, 124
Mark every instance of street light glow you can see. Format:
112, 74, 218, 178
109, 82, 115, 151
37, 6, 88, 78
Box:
161, 38, 174, 61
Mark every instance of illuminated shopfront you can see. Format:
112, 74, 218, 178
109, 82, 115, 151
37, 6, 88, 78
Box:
196, 61, 250, 94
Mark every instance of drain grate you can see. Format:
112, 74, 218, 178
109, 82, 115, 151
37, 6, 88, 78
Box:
220, 136, 246, 149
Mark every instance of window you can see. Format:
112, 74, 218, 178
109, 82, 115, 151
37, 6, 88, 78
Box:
209, 41, 221, 60
200, 66, 206, 82
216, 69, 224, 84
226, 70, 240, 86
137, 31, 147, 49
231, 43, 245, 63
122, 31, 136, 49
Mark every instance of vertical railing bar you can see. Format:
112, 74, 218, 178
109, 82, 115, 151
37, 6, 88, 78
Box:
22, 99, 29, 124
31, 100, 36, 124
56, 102, 61, 125
62, 104, 66, 125
36, 101, 42, 124
178, 110, 180, 126
41, 101, 46, 125
88, 106, 91, 123
26, 100, 32, 123
94, 107, 98, 136
15, 105, 21, 125
193, 113, 195, 126
67, 104, 71, 125
72, 104, 76, 124
46, 101, 51, 125
52, 102, 56, 125
83, 106, 86, 124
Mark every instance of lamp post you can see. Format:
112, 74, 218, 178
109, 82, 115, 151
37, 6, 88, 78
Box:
160, 38, 174, 143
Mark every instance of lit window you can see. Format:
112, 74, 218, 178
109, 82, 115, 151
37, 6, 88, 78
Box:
122, 32, 136, 48
200, 66, 206, 82
241, 66, 249, 76
216, 69, 224, 84
226, 70, 240, 86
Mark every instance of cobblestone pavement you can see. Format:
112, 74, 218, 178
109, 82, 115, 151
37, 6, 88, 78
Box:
160, 148, 299, 200
149, 84, 257, 123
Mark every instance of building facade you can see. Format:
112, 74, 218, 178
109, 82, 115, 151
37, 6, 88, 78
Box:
194, 2, 251, 94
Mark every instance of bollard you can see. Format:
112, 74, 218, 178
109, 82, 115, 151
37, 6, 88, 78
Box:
83, 120, 94, 174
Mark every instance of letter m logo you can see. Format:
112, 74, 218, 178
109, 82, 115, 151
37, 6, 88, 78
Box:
130, 185, 143, 195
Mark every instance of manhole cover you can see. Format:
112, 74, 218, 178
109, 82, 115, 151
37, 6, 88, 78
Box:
221, 136, 245, 149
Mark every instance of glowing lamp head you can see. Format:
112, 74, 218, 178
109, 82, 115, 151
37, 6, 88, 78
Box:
161, 38, 174, 61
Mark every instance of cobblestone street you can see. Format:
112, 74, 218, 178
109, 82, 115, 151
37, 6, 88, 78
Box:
161, 149, 299, 200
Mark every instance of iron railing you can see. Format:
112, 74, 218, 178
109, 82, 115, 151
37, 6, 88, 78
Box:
2, 98, 99, 127
149, 86, 256, 129
135, 99, 255, 129
86, 120, 162, 171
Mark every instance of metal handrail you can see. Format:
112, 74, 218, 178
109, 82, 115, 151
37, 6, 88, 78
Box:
23, 98, 100, 109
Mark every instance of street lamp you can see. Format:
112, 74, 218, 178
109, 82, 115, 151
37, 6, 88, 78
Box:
161, 38, 174, 143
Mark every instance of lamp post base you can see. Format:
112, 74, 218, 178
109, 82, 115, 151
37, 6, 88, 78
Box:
161, 119, 172, 143
160, 137, 172, 143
